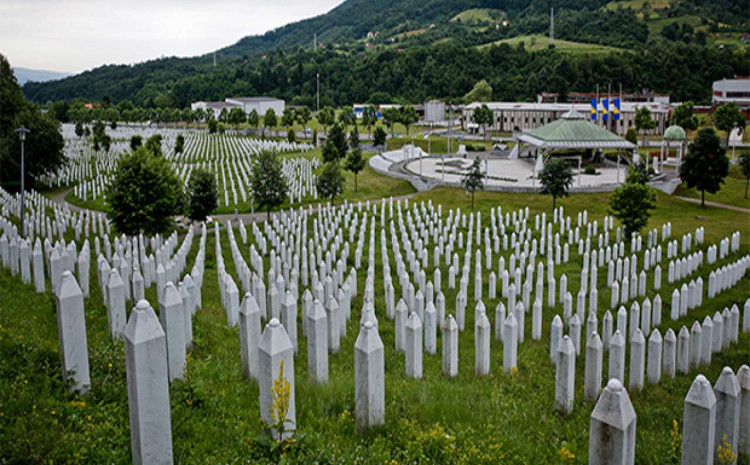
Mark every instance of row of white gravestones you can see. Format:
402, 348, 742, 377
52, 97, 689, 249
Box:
680, 366, 750, 465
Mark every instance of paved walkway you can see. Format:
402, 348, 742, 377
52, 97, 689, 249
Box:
673, 196, 750, 214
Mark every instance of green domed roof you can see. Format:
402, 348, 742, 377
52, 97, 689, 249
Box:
664, 125, 687, 141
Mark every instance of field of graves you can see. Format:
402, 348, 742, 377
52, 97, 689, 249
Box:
1, 166, 749, 465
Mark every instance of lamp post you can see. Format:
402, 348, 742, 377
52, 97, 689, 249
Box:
316, 73, 320, 114
15, 126, 31, 237
732, 122, 738, 161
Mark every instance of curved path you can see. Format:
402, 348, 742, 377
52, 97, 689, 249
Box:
673, 196, 750, 214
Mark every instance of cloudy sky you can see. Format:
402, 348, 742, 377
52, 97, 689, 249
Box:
0, 0, 342, 74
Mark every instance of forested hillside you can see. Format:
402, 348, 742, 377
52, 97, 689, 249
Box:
22, 0, 750, 106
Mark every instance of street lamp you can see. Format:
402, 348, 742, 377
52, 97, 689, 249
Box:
15, 126, 31, 237
732, 122, 738, 161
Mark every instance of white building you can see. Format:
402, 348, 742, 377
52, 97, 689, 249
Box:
224, 97, 285, 116
424, 100, 446, 122
190, 101, 240, 117
462, 101, 670, 136
712, 78, 750, 109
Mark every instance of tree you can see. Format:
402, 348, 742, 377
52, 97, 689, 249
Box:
382, 107, 400, 138
461, 157, 485, 209
187, 168, 218, 222
739, 152, 750, 199
539, 158, 574, 210
401, 105, 418, 136
207, 117, 218, 134
144, 134, 163, 156
327, 123, 348, 160
75, 122, 84, 138
625, 128, 638, 146
321, 139, 339, 163
338, 106, 354, 131
626, 161, 650, 185
349, 128, 360, 149
714, 102, 746, 147
130, 135, 142, 151
228, 107, 245, 130
287, 129, 296, 143
317, 161, 345, 201
317, 107, 335, 134
472, 104, 494, 140
464, 79, 493, 102
634, 106, 656, 145
264, 109, 278, 137
373, 126, 387, 147
106, 147, 183, 235
296, 106, 311, 138
247, 109, 260, 134
100, 133, 111, 153
175, 134, 185, 154
679, 128, 729, 206
671, 101, 698, 131
282, 108, 296, 131
362, 105, 377, 141
0, 54, 65, 192
251, 150, 287, 218
609, 181, 656, 240
345, 147, 366, 191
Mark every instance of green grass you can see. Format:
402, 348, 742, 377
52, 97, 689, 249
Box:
2, 187, 749, 464
450, 8, 505, 24
673, 165, 750, 209
479, 34, 623, 54
386, 136, 495, 154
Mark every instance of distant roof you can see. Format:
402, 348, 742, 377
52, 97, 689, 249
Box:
226, 96, 283, 103
205, 101, 238, 109
712, 79, 750, 92
518, 109, 636, 150
465, 101, 669, 113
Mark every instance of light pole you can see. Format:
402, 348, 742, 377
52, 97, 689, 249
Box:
316, 73, 320, 114
732, 122, 738, 161
15, 126, 31, 237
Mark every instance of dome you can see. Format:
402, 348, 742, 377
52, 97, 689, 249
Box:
663, 125, 687, 141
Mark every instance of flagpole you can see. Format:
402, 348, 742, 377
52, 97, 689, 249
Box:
596, 84, 599, 126
608, 83, 612, 133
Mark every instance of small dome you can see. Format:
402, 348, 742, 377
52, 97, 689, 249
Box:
664, 125, 687, 141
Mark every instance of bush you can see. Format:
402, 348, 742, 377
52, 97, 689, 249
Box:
584, 166, 597, 175
188, 168, 218, 222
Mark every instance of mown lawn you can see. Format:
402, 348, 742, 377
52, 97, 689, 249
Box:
673, 165, 750, 209
2, 187, 749, 464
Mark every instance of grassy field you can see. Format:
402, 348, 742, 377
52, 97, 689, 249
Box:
386, 136, 495, 154
674, 164, 750, 209
2, 182, 749, 464
450, 8, 505, 24
479, 34, 623, 54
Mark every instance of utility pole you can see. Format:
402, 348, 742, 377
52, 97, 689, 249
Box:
316, 73, 320, 113
448, 101, 452, 155
549, 7, 555, 48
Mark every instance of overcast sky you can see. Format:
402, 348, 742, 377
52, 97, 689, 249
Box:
0, 0, 342, 74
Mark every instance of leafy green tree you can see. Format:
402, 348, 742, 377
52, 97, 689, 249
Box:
188, 168, 218, 222
75, 122, 84, 138
251, 150, 287, 218
349, 128, 360, 149
634, 106, 656, 145
218, 108, 229, 124
322, 139, 339, 163
228, 107, 246, 130
287, 129, 296, 143
382, 107, 400, 138
464, 79, 493, 102
0, 55, 65, 191
50, 100, 70, 122
207, 117, 218, 134
539, 158, 574, 210
264, 109, 278, 137
106, 147, 182, 235
296, 106, 311, 138
175, 134, 185, 154
625, 128, 638, 146
714, 102, 746, 147
679, 128, 729, 206
362, 105, 377, 141
373, 126, 387, 147
100, 133, 111, 153
317, 161, 345, 201
345, 147, 366, 191
247, 109, 260, 134
144, 134, 163, 156
130, 135, 142, 151
472, 104, 494, 140
739, 152, 750, 199
609, 179, 657, 240
317, 107, 335, 134
461, 157, 485, 209
401, 105, 418, 136
671, 101, 698, 131
338, 106, 355, 131
282, 108, 296, 131
327, 123, 348, 160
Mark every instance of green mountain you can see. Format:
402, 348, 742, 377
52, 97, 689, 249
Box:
21, 0, 749, 107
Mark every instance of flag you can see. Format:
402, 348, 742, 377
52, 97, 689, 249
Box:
590, 98, 597, 120
602, 99, 609, 122
613, 98, 621, 121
